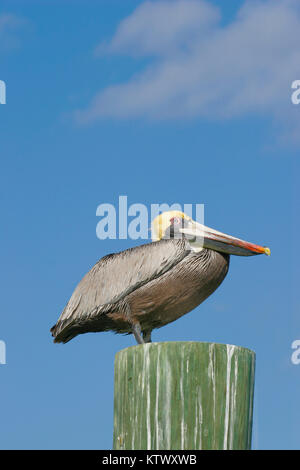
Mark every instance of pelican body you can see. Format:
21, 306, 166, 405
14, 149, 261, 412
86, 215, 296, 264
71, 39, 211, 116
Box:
51, 211, 270, 344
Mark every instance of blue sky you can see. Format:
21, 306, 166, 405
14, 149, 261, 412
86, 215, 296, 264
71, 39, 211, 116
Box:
0, 0, 299, 450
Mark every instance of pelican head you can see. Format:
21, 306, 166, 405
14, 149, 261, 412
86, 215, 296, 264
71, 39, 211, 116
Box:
151, 211, 270, 257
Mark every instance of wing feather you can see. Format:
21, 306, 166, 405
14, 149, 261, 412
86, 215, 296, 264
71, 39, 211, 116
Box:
51, 239, 189, 338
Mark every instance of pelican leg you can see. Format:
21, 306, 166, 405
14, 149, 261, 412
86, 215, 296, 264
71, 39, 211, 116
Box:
132, 322, 144, 344
143, 330, 152, 343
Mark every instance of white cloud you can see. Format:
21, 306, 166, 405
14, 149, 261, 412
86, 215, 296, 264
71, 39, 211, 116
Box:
76, 0, 300, 136
95, 0, 220, 57
0, 13, 27, 53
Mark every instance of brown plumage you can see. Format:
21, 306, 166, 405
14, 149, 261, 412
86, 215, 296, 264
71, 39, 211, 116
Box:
51, 238, 228, 343
51, 210, 270, 344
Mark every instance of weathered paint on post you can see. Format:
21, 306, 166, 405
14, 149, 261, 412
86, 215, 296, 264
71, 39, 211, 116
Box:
113, 342, 255, 450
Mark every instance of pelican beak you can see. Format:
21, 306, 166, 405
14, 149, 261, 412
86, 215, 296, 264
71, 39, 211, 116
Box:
180, 219, 270, 257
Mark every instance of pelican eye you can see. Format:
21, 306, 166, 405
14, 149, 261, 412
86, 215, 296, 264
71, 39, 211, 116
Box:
170, 216, 182, 226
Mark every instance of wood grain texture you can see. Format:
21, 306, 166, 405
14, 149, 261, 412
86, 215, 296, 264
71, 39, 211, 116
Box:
113, 342, 255, 450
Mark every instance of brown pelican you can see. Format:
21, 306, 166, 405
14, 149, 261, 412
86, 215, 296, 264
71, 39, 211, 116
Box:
51, 211, 270, 344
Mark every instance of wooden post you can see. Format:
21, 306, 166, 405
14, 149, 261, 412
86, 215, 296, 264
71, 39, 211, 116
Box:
113, 342, 255, 450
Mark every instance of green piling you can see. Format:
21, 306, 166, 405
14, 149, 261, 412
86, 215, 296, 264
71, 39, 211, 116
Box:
113, 342, 255, 450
